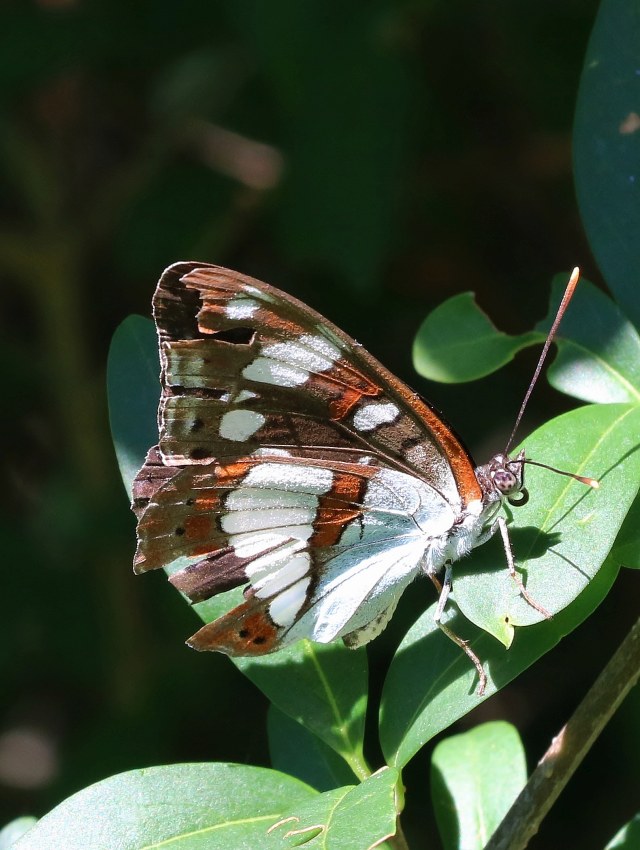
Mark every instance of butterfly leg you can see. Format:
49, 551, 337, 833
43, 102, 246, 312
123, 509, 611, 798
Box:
429, 564, 487, 696
496, 516, 552, 619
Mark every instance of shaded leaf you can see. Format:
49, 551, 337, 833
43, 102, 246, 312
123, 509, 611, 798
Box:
268, 705, 358, 792
238, 642, 368, 774
574, 0, 640, 328
13, 763, 316, 850
380, 551, 619, 768
106, 316, 159, 499
611, 493, 640, 569
431, 721, 526, 850
265, 767, 398, 850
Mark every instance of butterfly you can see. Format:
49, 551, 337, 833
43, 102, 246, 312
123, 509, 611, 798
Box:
132, 262, 591, 694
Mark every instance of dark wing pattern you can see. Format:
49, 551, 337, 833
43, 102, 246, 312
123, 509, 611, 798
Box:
133, 263, 482, 654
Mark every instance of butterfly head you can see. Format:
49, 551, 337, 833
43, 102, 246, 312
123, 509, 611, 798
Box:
477, 449, 529, 507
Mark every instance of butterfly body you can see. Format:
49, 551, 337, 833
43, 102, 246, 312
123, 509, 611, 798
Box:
133, 262, 526, 660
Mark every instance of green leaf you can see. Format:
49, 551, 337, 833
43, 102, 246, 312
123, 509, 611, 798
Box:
0, 818, 37, 849
413, 275, 640, 404
455, 403, 640, 646
537, 275, 640, 404
268, 705, 358, 792
238, 641, 368, 777
14, 763, 316, 850
380, 552, 619, 768
264, 767, 399, 850
431, 721, 527, 850
106, 316, 159, 499
412, 292, 537, 383
574, 0, 640, 329
611, 493, 640, 569
605, 813, 640, 849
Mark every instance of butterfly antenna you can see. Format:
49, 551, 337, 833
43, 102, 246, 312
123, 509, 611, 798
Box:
504, 266, 581, 456
523, 458, 599, 489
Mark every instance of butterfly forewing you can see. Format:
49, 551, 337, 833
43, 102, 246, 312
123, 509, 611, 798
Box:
133, 262, 483, 656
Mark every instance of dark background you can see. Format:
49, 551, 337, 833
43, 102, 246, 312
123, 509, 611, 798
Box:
2, 2, 638, 848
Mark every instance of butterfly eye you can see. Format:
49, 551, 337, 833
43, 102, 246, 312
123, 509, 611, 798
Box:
492, 468, 519, 495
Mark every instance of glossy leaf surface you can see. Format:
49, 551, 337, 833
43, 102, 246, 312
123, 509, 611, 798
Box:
13, 764, 315, 850
264, 767, 398, 850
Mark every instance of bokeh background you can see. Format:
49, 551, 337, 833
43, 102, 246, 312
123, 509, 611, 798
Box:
3, 2, 639, 848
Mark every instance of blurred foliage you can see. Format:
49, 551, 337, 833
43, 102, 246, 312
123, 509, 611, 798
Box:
3, 1, 639, 849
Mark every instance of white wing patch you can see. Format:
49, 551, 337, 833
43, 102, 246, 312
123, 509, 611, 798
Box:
243, 463, 334, 494
225, 296, 260, 319
268, 577, 311, 627
219, 409, 265, 441
242, 334, 340, 388
353, 402, 400, 432
243, 357, 310, 387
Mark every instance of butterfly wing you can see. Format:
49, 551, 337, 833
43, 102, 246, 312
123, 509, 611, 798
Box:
133, 262, 483, 654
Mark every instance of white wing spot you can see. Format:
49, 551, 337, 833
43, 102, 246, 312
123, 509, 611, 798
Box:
353, 402, 400, 432
252, 447, 292, 458
233, 389, 258, 403
243, 357, 309, 387
225, 297, 259, 319
219, 409, 265, 441
245, 463, 333, 494
262, 334, 339, 373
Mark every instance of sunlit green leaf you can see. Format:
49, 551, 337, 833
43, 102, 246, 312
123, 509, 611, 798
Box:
13, 763, 316, 850
413, 292, 537, 382
264, 767, 398, 850
455, 403, 640, 645
413, 275, 640, 404
537, 276, 640, 404
238, 642, 368, 775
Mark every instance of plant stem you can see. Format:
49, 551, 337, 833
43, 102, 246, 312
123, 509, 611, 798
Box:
486, 614, 640, 850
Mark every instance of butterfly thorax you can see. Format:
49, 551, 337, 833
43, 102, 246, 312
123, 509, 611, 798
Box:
417, 450, 527, 581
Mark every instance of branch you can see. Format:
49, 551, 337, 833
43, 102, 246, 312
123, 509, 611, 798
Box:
486, 614, 640, 850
